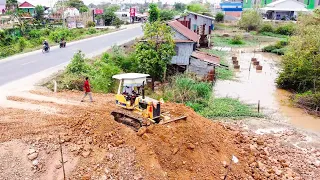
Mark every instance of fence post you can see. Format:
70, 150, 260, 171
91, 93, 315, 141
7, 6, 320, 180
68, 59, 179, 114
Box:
54, 80, 57, 93
258, 100, 260, 113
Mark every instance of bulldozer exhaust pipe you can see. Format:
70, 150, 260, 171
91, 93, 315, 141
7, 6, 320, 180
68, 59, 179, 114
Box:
142, 81, 145, 99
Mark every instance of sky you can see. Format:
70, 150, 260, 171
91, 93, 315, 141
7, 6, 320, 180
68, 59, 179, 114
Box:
25, 0, 196, 6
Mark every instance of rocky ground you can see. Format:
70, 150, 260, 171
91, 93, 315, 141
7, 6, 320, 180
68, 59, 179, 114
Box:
0, 89, 319, 180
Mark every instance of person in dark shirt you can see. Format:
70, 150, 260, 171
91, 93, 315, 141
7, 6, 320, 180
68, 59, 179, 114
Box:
81, 77, 93, 102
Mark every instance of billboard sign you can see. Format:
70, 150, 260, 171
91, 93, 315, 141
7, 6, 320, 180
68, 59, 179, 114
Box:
130, 8, 136, 17
220, 2, 243, 12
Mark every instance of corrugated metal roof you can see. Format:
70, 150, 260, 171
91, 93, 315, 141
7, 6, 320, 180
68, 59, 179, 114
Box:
191, 51, 220, 65
186, 11, 215, 20
168, 20, 199, 42
175, 39, 194, 43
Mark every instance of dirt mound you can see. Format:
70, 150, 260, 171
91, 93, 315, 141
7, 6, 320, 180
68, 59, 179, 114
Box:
1, 90, 318, 179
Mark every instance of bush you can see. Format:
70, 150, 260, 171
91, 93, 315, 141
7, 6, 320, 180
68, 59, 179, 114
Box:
66, 51, 90, 75
18, 37, 27, 51
293, 91, 320, 111
89, 60, 121, 93
275, 23, 296, 36
162, 75, 212, 103
28, 29, 42, 39
215, 12, 224, 22
59, 73, 84, 91
259, 22, 274, 33
112, 17, 122, 28
87, 27, 97, 34
86, 21, 96, 28
229, 35, 244, 45
159, 10, 176, 21
238, 9, 262, 31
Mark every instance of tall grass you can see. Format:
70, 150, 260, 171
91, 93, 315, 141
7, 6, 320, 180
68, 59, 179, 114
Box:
157, 75, 262, 119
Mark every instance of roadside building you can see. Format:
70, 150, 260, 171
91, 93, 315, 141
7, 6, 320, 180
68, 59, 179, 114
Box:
18, 1, 35, 18
245, 0, 319, 10
176, 11, 215, 47
167, 20, 221, 81
260, 0, 309, 20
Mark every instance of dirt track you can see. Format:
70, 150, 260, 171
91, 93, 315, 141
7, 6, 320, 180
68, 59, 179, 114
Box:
0, 90, 319, 180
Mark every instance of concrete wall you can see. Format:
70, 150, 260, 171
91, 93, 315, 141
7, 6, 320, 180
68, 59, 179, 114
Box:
187, 57, 213, 76
171, 42, 194, 65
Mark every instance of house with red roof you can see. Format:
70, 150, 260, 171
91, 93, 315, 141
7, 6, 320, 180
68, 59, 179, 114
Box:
18, 1, 35, 17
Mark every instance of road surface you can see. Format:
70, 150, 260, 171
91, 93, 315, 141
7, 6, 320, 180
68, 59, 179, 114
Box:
0, 26, 143, 86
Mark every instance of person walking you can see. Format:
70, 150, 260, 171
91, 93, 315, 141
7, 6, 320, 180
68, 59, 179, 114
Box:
81, 77, 93, 102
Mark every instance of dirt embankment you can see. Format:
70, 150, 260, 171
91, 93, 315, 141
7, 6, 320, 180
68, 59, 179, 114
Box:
0, 90, 319, 179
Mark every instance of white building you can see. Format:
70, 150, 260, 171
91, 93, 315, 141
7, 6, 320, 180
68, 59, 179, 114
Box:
260, 0, 309, 20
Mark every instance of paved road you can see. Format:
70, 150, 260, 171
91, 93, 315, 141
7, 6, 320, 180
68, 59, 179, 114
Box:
0, 26, 143, 86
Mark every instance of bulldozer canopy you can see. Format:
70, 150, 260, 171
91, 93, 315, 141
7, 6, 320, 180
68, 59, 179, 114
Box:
112, 73, 149, 86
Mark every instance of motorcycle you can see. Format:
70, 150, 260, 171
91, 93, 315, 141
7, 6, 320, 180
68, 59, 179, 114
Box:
42, 45, 50, 53
59, 41, 66, 48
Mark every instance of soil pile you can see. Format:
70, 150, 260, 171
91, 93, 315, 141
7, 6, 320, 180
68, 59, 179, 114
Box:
0, 90, 318, 179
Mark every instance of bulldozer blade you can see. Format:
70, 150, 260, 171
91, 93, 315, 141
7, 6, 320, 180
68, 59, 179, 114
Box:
160, 116, 187, 125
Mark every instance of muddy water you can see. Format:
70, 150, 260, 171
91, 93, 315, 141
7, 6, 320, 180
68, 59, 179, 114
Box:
214, 50, 320, 132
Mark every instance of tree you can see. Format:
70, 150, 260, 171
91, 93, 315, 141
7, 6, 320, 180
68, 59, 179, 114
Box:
88, 3, 97, 8
174, 2, 186, 12
135, 21, 175, 84
79, 6, 89, 13
148, 3, 160, 23
159, 10, 175, 21
277, 9, 320, 92
238, 9, 262, 31
186, 2, 213, 17
34, 5, 44, 21
5, 0, 18, 10
215, 12, 224, 22
67, 0, 86, 10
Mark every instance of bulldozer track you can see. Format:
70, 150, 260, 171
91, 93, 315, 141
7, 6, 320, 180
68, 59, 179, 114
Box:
111, 109, 147, 131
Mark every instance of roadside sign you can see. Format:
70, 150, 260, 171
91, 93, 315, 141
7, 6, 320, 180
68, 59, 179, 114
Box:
130, 8, 136, 17
220, 2, 243, 12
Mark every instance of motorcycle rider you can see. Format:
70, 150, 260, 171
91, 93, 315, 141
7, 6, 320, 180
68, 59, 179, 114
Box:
60, 38, 66, 48
43, 40, 49, 51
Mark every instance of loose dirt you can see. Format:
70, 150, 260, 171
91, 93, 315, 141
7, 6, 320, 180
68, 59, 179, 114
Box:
0, 90, 319, 179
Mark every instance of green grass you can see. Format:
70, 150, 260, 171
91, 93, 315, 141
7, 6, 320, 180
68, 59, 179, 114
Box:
198, 98, 262, 119
201, 49, 233, 80
257, 31, 289, 39
212, 34, 259, 47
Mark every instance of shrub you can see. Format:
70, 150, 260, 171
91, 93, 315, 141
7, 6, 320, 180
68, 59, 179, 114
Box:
87, 27, 97, 35
28, 29, 41, 39
66, 51, 90, 75
112, 17, 122, 28
275, 23, 296, 36
293, 91, 320, 111
215, 12, 224, 22
86, 21, 96, 28
229, 35, 244, 45
259, 22, 274, 33
59, 73, 84, 91
89, 60, 121, 93
18, 37, 27, 51
238, 9, 262, 31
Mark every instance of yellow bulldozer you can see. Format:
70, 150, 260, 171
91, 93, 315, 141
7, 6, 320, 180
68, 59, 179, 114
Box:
111, 73, 186, 131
